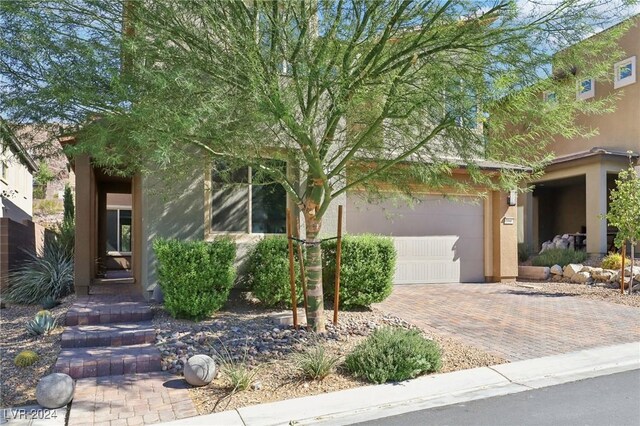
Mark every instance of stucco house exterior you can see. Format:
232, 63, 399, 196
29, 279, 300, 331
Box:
1, 121, 38, 222
518, 16, 640, 256
66, 138, 525, 299
0, 121, 42, 290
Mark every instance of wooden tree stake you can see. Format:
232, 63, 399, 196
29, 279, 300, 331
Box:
295, 215, 309, 322
286, 208, 298, 328
333, 205, 343, 325
620, 245, 626, 294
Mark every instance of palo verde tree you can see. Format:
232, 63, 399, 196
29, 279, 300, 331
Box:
1, 1, 637, 331
605, 154, 640, 294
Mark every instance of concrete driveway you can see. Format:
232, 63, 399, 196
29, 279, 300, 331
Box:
375, 283, 640, 361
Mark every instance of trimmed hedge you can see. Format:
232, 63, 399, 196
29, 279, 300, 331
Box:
247, 236, 303, 307
153, 238, 236, 320
322, 235, 396, 308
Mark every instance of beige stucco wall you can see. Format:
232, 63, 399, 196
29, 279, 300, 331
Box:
549, 18, 640, 157
140, 167, 205, 297
0, 148, 34, 222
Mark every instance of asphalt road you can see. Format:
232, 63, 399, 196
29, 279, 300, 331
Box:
356, 369, 640, 426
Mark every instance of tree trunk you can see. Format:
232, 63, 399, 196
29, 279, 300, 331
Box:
304, 211, 326, 332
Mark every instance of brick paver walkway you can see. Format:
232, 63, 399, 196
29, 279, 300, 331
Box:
376, 283, 640, 361
68, 373, 198, 426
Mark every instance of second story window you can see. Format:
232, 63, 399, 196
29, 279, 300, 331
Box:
614, 56, 636, 89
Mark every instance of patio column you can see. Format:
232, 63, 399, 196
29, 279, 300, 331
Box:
585, 164, 607, 255
74, 154, 93, 295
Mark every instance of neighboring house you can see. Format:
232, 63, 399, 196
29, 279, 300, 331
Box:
0, 121, 38, 222
0, 121, 49, 290
518, 16, 640, 255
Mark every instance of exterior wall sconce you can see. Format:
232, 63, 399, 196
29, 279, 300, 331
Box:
507, 190, 517, 206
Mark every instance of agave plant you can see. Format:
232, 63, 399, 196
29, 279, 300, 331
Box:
7, 238, 74, 305
26, 311, 58, 336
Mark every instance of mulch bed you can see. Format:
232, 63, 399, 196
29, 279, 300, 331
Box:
0, 296, 75, 407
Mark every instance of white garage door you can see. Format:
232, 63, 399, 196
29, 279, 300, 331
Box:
346, 194, 484, 284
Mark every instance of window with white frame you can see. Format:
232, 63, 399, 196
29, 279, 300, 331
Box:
211, 161, 287, 234
614, 56, 636, 89
576, 77, 595, 100
107, 208, 132, 253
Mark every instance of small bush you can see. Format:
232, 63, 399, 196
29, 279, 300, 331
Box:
14, 350, 39, 367
40, 296, 59, 310
26, 311, 58, 336
7, 240, 74, 305
322, 235, 396, 308
247, 236, 303, 307
153, 238, 236, 320
601, 252, 631, 270
294, 345, 340, 381
518, 243, 530, 263
531, 248, 588, 267
345, 327, 441, 384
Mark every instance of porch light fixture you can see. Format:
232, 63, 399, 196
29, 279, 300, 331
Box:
507, 190, 517, 206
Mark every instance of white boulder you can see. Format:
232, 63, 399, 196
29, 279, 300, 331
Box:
184, 355, 216, 387
563, 264, 583, 279
550, 264, 563, 276
36, 373, 75, 409
571, 272, 591, 284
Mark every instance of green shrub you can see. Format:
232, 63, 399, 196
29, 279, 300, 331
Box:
7, 241, 74, 305
531, 248, 588, 267
153, 238, 236, 320
294, 345, 340, 381
345, 327, 441, 384
247, 236, 303, 307
40, 296, 59, 310
601, 252, 631, 270
14, 350, 39, 367
322, 235, 396, 308
518, 243, 530, 263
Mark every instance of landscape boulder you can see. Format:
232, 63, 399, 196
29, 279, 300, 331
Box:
563, 264, 583, 279
518, 266, 550, 281
550, 264, 563, 276
571, 271, 591, 284
36, 373, 75, 409
184, 354, 216, 387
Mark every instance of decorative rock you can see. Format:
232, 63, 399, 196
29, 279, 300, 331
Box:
36, 373, 75, 409
551, 274, 563, 282
550, 264, 563, 276
580, 266, 594, 274
251, 381, 263, 391
184, 355, 216, 387
571, 272, 591, 284
563, 264, 583, 279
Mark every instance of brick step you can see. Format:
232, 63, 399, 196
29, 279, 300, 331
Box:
61, 322, 156, 348
91, 277, 135, 285
66, 297, 152, 326
55, 344, 162, 379
89, 283, 140, 296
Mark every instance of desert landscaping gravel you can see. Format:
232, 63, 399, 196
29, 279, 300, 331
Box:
509, 281, 640, 308
0, 296, 75, 407
153, 293, 506, 415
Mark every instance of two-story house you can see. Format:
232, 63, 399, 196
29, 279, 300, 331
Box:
518, 16, 640, 256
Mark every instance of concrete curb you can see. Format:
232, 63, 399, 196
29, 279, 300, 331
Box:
162, 342, 640, 426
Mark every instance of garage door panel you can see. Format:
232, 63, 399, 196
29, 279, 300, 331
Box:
347, 194, 484, 284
